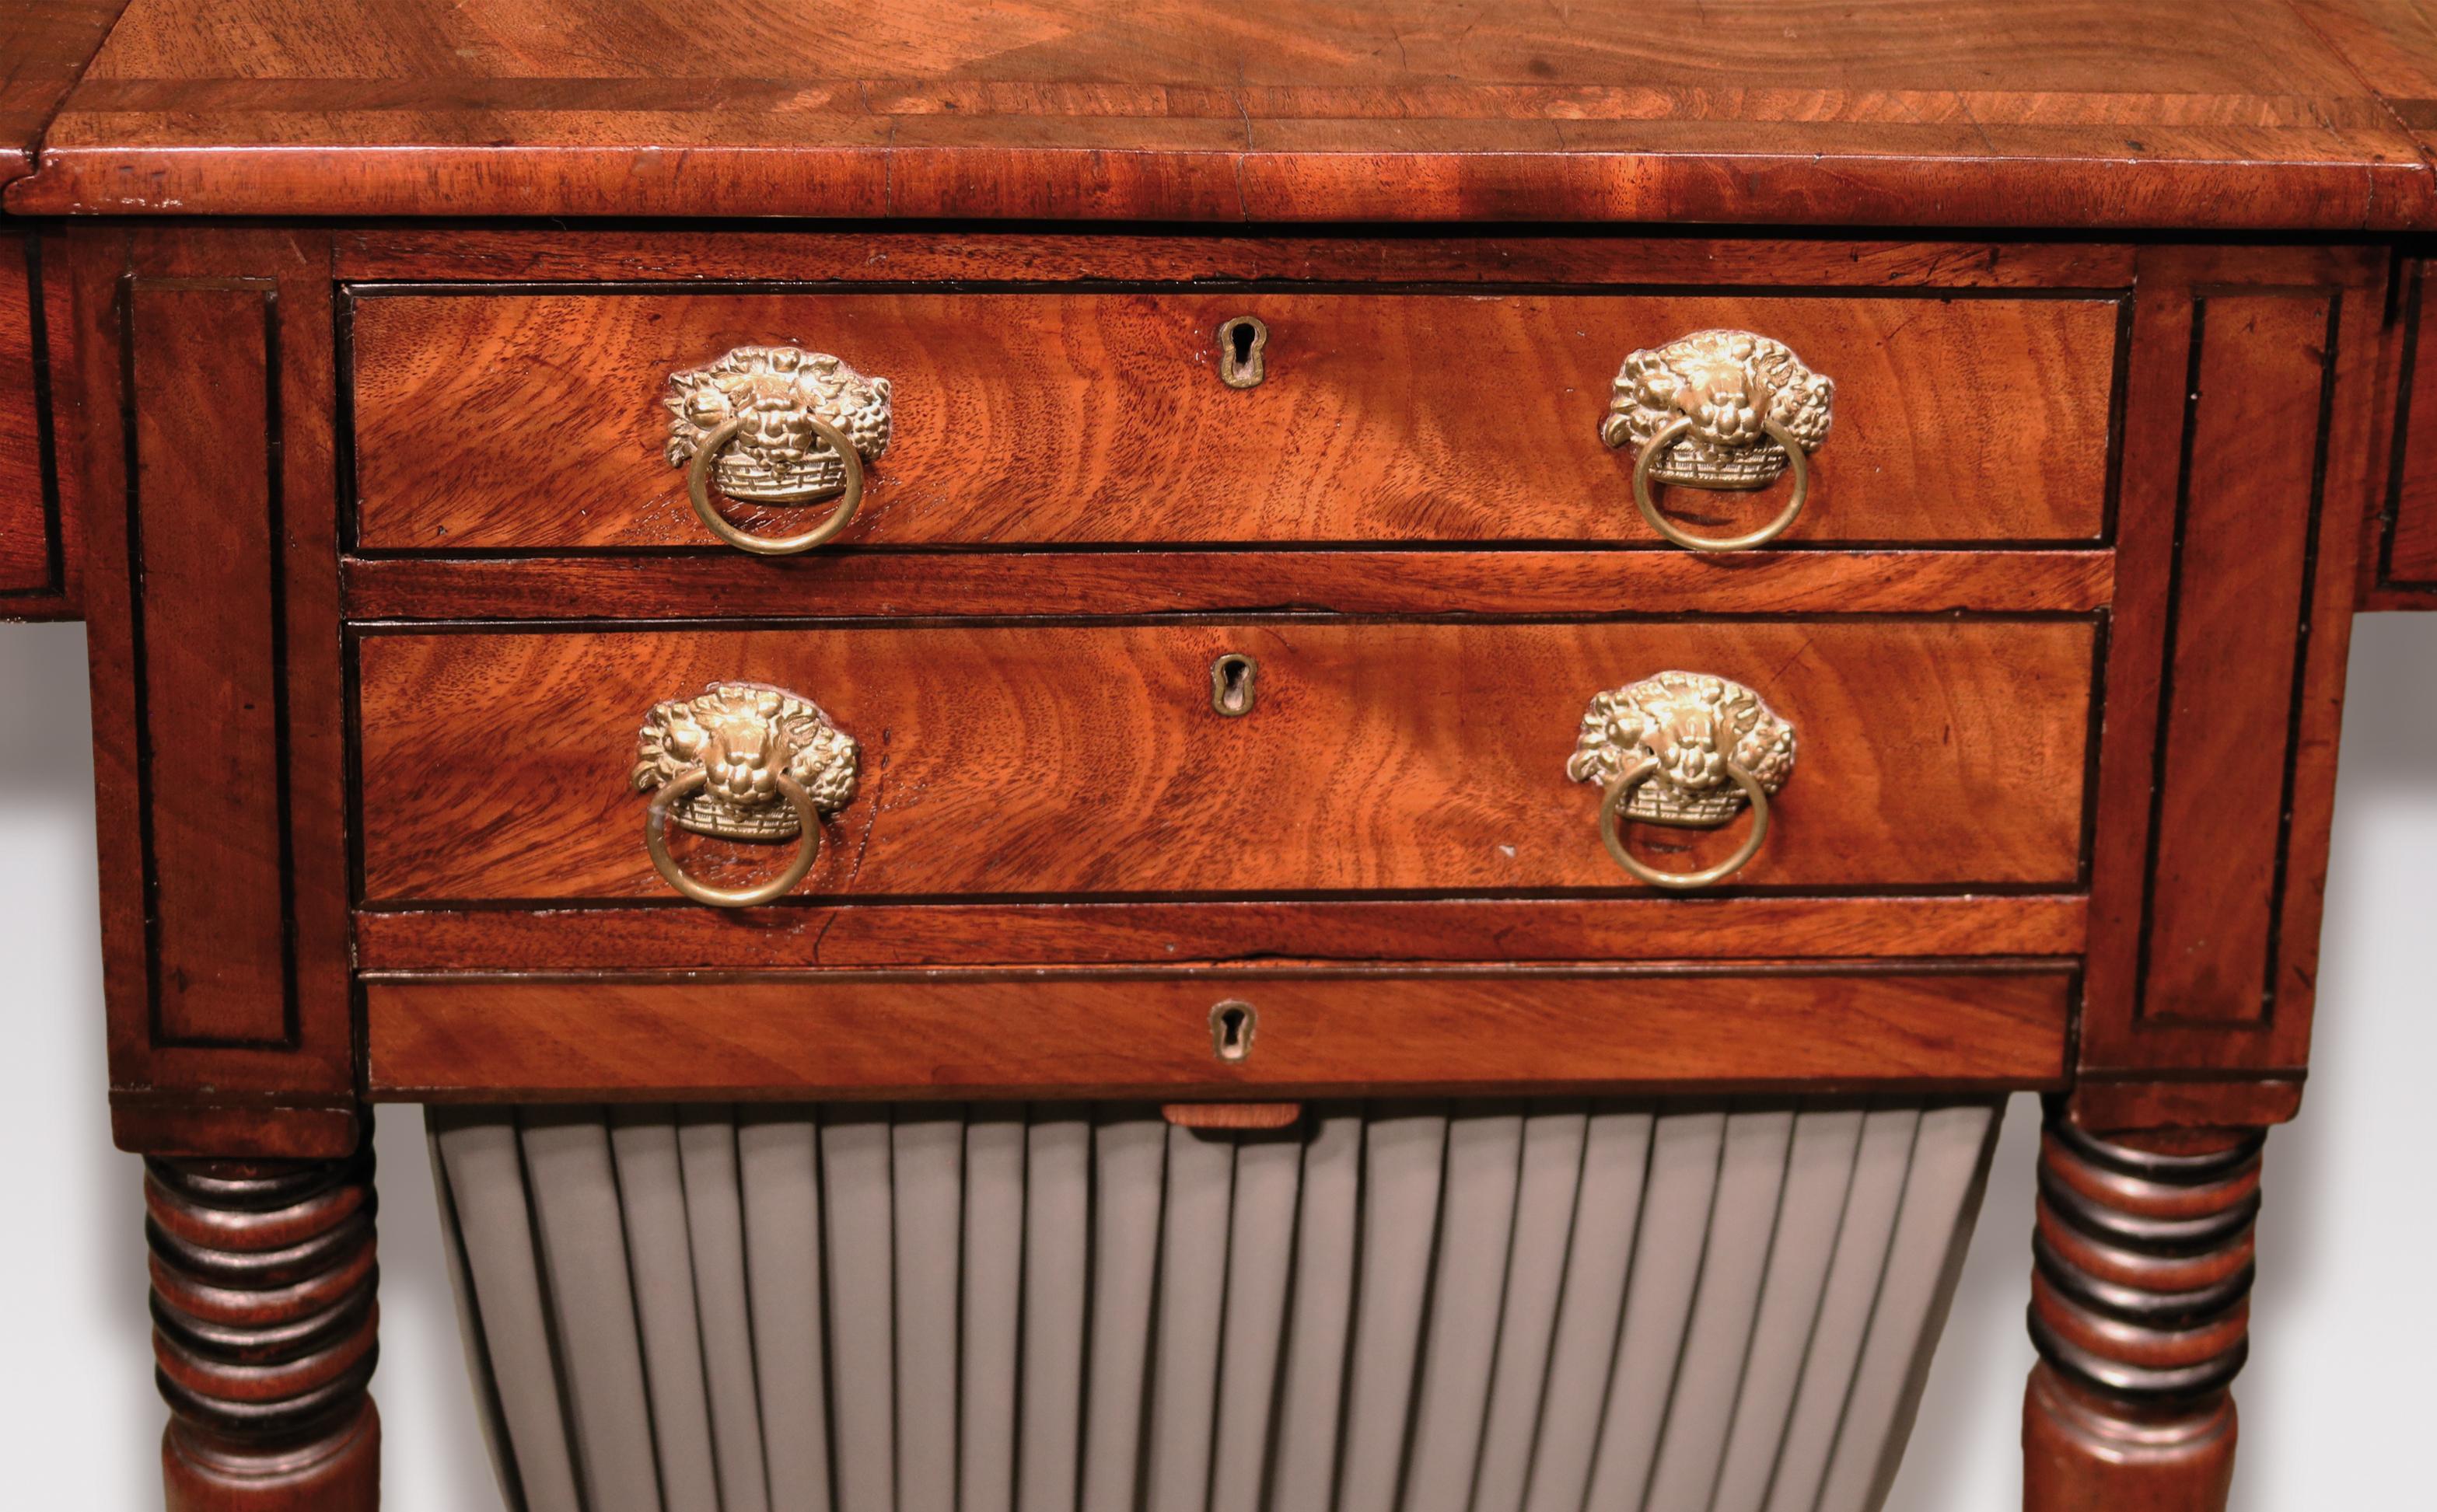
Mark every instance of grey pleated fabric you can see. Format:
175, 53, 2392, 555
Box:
609, 1108, 720, 1510
430, 1097, 2002, 1512
1402, 1104, 1523, 1512
737, 1108, 830, 1512
823, 1109, 897, 1512
519, 1109, 663, 1512
963, 1109, 1028, 1512
897, 1112, 966, 1512
677, 1108, 772, 1512
1146, 1123, 1237, 1512
1269, 1109, 1362, 1512
1470, 1105, 1590, 1512
425, 1113, 529, 1512
1707, 1109, 1867, 1512
1019, 1112, 1090, 1512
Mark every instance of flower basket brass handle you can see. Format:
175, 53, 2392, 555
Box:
665, 345, 892, 557
1600, 331, 1834, 552
630, 683, 860, 907
1567, 672, 1796, 890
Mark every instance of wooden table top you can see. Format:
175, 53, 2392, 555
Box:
5, 0, 2437, 227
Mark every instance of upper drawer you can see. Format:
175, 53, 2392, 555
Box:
355, 617, 2094, 906
348, 290, 2119, 552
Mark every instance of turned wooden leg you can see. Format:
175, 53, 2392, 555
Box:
2023, 1108, 2260, 1511
147, 1144, 381, 1510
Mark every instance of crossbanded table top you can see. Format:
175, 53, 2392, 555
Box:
4, 0, 2437, 226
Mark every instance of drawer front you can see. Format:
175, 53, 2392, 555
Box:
369, 969, 2073, 1099
355, 618, 2095, 904
349, 290, 2118, 550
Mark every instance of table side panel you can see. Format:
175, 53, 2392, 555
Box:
130, 281, 289, 1044
76, 225, 356, 1154
2082, 244, 2386, 1093
2382, 259, 2437, 595
2140, 291, 2337, 1025
0, 229, 79, 613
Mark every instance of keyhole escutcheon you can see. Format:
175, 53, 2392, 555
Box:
1210, 1000, 1257, 1062
1218, 316, 1268, 388
1210, 652, 1259, 717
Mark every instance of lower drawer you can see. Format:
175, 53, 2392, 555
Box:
354, 616, 2096, 905
367, 966, 2072, 1100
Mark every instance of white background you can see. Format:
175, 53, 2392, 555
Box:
0, 615, 2427, 1509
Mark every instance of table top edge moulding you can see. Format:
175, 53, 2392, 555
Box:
5, 0, 2437, 226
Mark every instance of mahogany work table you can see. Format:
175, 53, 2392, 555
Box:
7, 2, 2437, 1508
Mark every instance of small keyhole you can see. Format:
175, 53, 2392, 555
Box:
1210, 652, 1259, 717
1217, 316, 1268, 389
1210, 1000, 1257, 1062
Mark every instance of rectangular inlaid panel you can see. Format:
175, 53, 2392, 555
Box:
368, 969, 2073, 1099
2387, 260, 2437, 588
348, 291, 2120, 550
129, 282, 292, 1045
0, 231, 61, 599
80, 227, 358, 1152
2140, 292, 2335, 1025
354, 618, 2096, 905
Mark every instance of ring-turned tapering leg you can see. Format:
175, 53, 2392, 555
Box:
2023, 1107, 2260, 1510
147, 1143, 381, 1510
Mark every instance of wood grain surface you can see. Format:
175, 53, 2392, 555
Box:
332, 229, 2144, 292
8, 0, 2432, 226
75, 225, 358, 1154
0, 227, 86, 619
2302, 0, 2437, 163
350, 290, 2118, 550
0, 0, 129, 180
131, 282, 290, 1045
341, 549, 2117, 623
2384, 260, 2437, 590
2022, 1117, 2263, 1511
365, 966, 2075, 1100
355, 619, 2097, 903
2080, 244, 2386, 1092
2140, 292, 2334, 1026
148, 1149, 382, 1511
0, 231, 56, 595
355, 895, 2089, 973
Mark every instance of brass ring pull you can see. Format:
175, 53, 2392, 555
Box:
1631, 415, 1810, 553
665, 344, 892, 557
1568, 670, 1797, 894
1603, 330, 1834, 553
645, 767, 823, 907
1597, 758, 1772, 891
631, 681, 861, 909
685, 413, 865, 557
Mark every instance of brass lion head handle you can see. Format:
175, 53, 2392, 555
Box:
631, 682, 860, 906
1600, 331, 1834, 552
1567, 671, 1796, 890
664, 345, 893, 556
